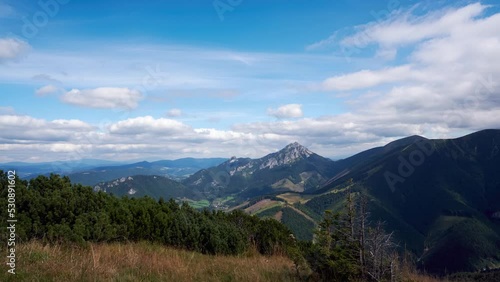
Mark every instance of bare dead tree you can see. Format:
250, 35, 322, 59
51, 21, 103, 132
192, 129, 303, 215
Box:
357, 193, 369, 280
365, 221, 398, 282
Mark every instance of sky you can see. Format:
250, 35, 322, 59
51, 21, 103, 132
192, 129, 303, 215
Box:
0, 0, 500, 162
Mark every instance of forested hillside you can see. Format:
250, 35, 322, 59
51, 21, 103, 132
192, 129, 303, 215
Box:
314, 129, 500, 274
0, 172, 294, 257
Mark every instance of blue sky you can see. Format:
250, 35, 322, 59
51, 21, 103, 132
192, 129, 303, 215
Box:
1, 0, 500, 162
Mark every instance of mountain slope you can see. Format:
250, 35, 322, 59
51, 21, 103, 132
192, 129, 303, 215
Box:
93, 175, 197, 200
68, 158, 227, 185
0, 159, 125, 179
182, 142, 336, 200
313, 129, 500, 274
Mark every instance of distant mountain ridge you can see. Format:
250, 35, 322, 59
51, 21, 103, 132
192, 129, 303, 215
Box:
0, 158, 227, 185
0, 159, 125, 179
182, 141, 336, 199
68, 158, 227, 185
94, 174, 195, 200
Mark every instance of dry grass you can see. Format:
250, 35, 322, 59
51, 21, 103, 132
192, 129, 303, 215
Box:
0, 241, 298, 282
227, 201, 250, 212
0, 241, 453, 282
274, 210, 283, 221
403, 271, 448, 282
277, 193, 313, 204
400, 261, 449, 282
244, 199, 283, 214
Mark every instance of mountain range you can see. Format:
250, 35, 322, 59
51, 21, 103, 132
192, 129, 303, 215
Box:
3, 129, 499, 274
182, 142, 336, 200
0, 158, 227, 185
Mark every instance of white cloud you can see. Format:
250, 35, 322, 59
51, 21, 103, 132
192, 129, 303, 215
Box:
319, 65, 413, 91
108, 116, 191, 135
0, 115, 93, 142
35, 84, 62, 96
166, 108, 182, 117
61, 87, 143, 109
267, 104, 303, 119
0, 114, 276, 161
193, 128, 252, 141
0, 108, 497, 163
307, 3, 491, 63
350, 3, 485, 47
0, 38, 30, 63
310, 2, 500, 133
305, 32, 338, 51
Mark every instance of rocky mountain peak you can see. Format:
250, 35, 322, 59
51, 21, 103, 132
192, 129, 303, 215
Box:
259, 142, 313, 169
282, 142, 313, 157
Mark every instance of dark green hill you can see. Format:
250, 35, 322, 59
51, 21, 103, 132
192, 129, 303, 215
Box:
315, 129, 500, 274
94, 175, 197, 200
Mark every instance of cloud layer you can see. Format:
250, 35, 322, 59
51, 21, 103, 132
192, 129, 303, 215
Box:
267, 104, 303, 119
61, 87, 144, 109
0, 38, 29, 63
1, 3, 499, 162
35, 84, 61, 96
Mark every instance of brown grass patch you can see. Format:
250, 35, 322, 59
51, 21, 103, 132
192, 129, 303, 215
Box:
0, 241, 298, 282
244, 199, 282, 214
274, 210, 283, 221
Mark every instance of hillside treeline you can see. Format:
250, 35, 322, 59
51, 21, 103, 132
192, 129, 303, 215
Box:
0, 172, 294, 256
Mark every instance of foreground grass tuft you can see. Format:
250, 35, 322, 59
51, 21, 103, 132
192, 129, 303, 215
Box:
0, 241, 298, 282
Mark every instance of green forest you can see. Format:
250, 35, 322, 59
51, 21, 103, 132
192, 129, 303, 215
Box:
0, 172, 295, 257
1, 171, 497, 281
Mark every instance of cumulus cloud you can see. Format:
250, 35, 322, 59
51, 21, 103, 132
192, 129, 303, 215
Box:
340, 3, 487, 49
166, 108, 182, 117
311, 2, 500, 130
267, 104, 303, 119
0, 114, 279, 162
108, 116, 191, 135
0, 115, 93, 143
61, 87, 143, 109
35, 85, 62, 96
307, 3, 488, 54
0, 38, 30, 63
